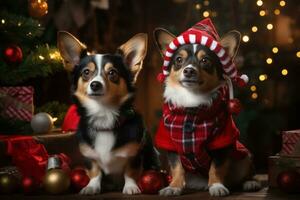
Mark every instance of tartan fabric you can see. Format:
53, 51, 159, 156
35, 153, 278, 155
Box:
156, 85, 251, 173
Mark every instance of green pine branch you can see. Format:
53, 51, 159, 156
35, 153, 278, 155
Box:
0, 45, 64, 85
0, 11, 44, 43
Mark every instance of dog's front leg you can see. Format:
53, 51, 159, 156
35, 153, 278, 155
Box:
208, 157, 230, 197
159, 151, 185, 196
80, 160, 102, 195
122, 161, 142, 195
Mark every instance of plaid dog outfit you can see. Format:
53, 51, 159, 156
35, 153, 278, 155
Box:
155, 85, 249, 174
155, 18, 250, 174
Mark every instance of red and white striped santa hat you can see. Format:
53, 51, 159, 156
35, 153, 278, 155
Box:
157, 18, 248, 87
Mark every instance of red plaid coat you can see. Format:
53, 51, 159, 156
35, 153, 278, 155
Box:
155, 85, 249, 174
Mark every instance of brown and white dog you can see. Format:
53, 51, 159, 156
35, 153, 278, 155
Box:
154, 18, 261, 196
57, 32, 159, 195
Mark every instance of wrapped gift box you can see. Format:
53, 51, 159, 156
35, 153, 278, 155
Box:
268, 155, 300, 188
0, 86, 34, 121
0, 132, 85, 169
280, 130, 300, 156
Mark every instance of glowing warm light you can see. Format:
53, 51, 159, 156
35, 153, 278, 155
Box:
256, 0, 263, 6
17, 22, 22, 26
1, 19, 5, 24
259, 10, 266, 16
250, 85, 257, 92
252, 26, 258, 32
203, 11, 210, 17
274, 9, 280, 15
266, 58, 273, 64
195, 4, 201, 10
281, 69, 288, 76
251, 93, 258, 99
272, 47, 279, 54
49, 51, 61, 60
39, 55, 45, 60
296, 51, 300, 58
259, 74, 268, 81
279, 0, 286, 7
242, 35, 250, 42
267, 23, 273, 30
204, 0, 210, 6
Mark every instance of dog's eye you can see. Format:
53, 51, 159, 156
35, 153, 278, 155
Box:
82, 69, 92, 80
200, 58, 208, 64
107, 69, 119, 83
176, 56, 183, 64
199, 57, 211, 67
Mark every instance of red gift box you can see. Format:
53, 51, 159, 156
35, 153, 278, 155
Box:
0, 86, 34, 121
280, 130, 300, 156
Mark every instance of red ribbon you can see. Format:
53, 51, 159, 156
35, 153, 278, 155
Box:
1, 135, 71, 183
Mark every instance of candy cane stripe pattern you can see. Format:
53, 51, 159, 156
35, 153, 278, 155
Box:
157, 18, 248, 87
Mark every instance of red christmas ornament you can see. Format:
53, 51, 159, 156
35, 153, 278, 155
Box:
228, 98, 242, 115
138, 170, 167, 194
277, 170, 300, 193
157, 73, 165, 83
70, 168, 90, 192
4, 45, 23, 64
22, 176, 38, 194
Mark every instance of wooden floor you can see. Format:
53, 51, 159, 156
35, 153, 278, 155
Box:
1, 188, 300, 200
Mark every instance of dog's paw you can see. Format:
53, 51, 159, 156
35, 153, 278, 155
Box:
79, 185, 101, 195
243, 180, 261, 191
122, 184, 141, 195
79, 176, 101, 195
159, 186, 182, 196
209, 183, 230, 197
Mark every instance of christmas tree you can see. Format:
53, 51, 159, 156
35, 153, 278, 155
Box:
0, 0, 66, 134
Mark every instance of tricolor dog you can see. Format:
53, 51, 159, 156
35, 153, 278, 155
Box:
57, 32, 158, 195
154, 18, 261, 196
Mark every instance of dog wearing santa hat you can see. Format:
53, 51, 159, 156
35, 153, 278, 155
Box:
154, 18, 261, 196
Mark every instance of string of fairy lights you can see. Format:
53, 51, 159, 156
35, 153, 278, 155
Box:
193, 0, 300, 100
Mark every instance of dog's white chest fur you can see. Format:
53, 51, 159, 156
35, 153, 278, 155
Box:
94, 131, 117, 174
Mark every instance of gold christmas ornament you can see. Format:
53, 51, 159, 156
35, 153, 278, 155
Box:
43, 169, 70, 194
43, 156, 70, 194
28, 0, 48, 18
0, 174, 19, 194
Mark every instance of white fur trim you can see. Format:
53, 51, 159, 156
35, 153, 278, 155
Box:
221, 56, 230, 65
217, 48, 225, 57
165, 51, 173, 57
163, 60, 170, 66
169, 41, 177, 50
210, 40, 218, 51
201, 36, 208, 46
240, 74, 249, 83
177, 36, 185, 45
189, 34, 196, 43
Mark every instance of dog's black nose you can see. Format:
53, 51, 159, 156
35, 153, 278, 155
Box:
183, 67, 197, 78
90, 81, 102, 92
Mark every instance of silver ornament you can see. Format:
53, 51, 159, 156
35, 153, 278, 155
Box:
30, 112, 54, 134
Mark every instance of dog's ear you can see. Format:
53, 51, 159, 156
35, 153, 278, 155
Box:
57, 31, 87, 71
118, 33, 148, 83
154, 28, 176, 57
220, 30, 241, 59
